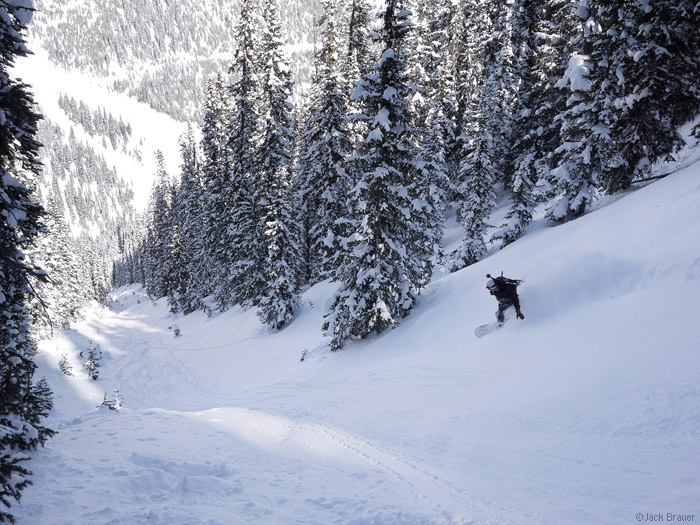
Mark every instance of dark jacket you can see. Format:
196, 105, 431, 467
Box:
490, 277, 520, 308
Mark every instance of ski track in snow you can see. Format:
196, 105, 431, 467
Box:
185, 406, 475, 512
20, 298, 484, 524
21, 394, 481, 524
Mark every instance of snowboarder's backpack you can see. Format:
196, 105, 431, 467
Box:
487, 272, 523, 294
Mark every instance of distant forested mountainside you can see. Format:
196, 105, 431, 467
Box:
30, 117, 139, 313
31, 0, 322, 122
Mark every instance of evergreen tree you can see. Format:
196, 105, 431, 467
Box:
296, 0, 353, 282
173, 127, 203, 314
164, 127, 201, 314
23, 378, 53, 447
347, 0, 374, 90
446, 0, 497, 271
164, 179, 184, 312
484, 0, 530, 183
496, 147, 538, 247
345, 0, 375, 158
324, 1, 434, 350
414, 99, 449, 267
221, 0, 263, 309
449, 114, 497, 269
26, 197, 85, 333
290, 99, 313, 284
143, 151, 172, 298
406, 0, 450, 135
545, 1, 600, 221
100, 388, 123, 411
82, 340, 101, 381
408, 0, 450, 260
446, 0, 477, 192
434, 0, 463, 188
494, 0, 556, 246
257, 212, 302, 328
58, 353, 73, 376
198, 75, 231, 308
79, 235, 110, 304
595, 0, 700, 193
0, 3, 55, 520
256, 0, 302, 327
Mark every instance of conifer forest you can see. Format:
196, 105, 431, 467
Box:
115, 0, 700, 349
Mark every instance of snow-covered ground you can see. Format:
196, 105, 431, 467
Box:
13, 159, 700, 523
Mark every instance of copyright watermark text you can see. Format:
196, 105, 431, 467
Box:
636, 513, 696, 522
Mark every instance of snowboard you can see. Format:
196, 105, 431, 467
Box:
474, 322, 503, 338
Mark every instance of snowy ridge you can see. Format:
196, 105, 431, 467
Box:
14, 161, 700, 523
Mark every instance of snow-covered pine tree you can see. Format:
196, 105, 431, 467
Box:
178, 127, 204, 313
168, 127, 202, 314
345, 0, 375, 162
596, 0, 700, 193
164, 178, 184, 313
255, 0, 302, 328
99, 388, 123, 411
22, 377, 53, 447
347, 0, 374, 76
26, 196, 86, 333
111, 218, 145, 289
221, 0, 264, 309
290, 98, 313, 285
99, 392, 114, 410
143, 151, 172, 298
433, 0, 462, 189
0, 2, 55, 520
324, 1, 434, 350
198, 74, 231, 309
446, 0, 479, 193
112, 388, 123, 411
663, 1, 700, 138
296, 0, 353, 283
446, 1, 497, 271
449, 116, 498, 269
483, 0, 527, 181
413, 98, 449, 269
546, 1, 602, 221
407, 0, 449, 262
496, 148, 538, 248
78, 235, 110, 304
494, 0, 560, 247
58, 353, 73, 376
83, 340, 101, 380
573, 0, 643, 195
404, 0, 431, 141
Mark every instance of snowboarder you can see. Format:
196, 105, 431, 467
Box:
486, 273, 524, 324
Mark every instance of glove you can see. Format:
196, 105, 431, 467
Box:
516, 309, 525, 320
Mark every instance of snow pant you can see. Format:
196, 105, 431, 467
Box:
496, 300, 514, 323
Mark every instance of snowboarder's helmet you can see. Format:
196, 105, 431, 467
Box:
486, 278, 497, 290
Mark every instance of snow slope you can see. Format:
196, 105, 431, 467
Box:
14, 45, 188, 211
13, 162, 700, 524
